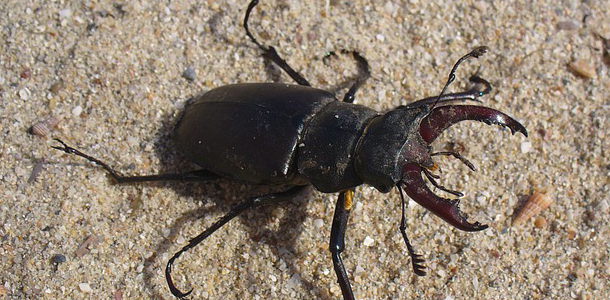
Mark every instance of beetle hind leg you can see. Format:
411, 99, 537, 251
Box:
243, 0, 311, 86
52, 139, 221, 183
166, 185, 309, 299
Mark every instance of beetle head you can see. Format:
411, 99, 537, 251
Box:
399, 104, 528, 231
355, 106, 435, 193
355, 103, 527, 230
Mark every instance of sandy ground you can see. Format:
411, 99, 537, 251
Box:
1, 0, 609, 299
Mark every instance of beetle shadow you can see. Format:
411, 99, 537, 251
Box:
139, 103, 329, 299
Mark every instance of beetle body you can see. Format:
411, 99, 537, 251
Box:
52, 1, 529, 299
176, 82, 434, 194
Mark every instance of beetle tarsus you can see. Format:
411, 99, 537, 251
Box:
397, 186, 427, 276
166, 248, 194, 299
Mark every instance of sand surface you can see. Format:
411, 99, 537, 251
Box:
1, 0, 609, 299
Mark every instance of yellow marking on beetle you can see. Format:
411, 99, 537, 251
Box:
343, 190, 354, 210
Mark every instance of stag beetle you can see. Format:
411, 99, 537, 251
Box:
53, 0, 528, 299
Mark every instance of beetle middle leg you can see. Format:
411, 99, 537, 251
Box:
166, 185, 309, 299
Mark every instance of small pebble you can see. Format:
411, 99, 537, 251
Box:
27, 161, 44, 184
363, 236, 374, 247
287, 273, 301, 288
313, 218, 324, 228
21, 68, 31, 79
58, 9, 72, 18
19, 88, 31, 100
520, 141, 532, 153
72, 105, 83, 117
568, 60, 596, 79
75, 235, 103, 257
384, 1, 394, 14
126, 136, 138, 147
473, 1, 488, 12
182, 66, 197, 81
78, 283, 92, 293
596, 199, 609, 213
354, 265, 365, 275
533, 217, 547, 228
114, 290, 123, 300
566, 229, 577, 239
556, 21, 579, 31
51, 254, 67, 264
49, 81, 64, 94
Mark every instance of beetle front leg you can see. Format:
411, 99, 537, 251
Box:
244, 0, 311, 86
329, 189, 356, 300
341, 51, 371, 104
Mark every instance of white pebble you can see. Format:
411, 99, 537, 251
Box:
520, 141, 532, 153
19, 88, 31, 100
313, 219, 324, 228
78, 283, 92, 293
287, 273, 301, 288
384, 2, 394, 13
354, 265, 365, 275
58, 9, 72, 18
72, 105, 83, 117
376, 34, 385, 42
363, 236, 374, 247
596, 199, 609, 213
126, 136, 138, 147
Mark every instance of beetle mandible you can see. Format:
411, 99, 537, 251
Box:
53, 0, 528, 299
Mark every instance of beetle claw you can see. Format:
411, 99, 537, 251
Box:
401, 163, 488, 231
419, 105, 528, 144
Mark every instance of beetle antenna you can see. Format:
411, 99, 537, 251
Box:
397, 186, 427, 276
428, 46, 489, 113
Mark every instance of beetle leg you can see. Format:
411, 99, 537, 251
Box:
244, 0, 311, 86
419, 105, 528, 144
401, 163, 487, 232
397, 186, 427, 275
166, 185, 309, 299
52, 139, 221, 183
329, 189, 356, 300
341, 51, 371, 103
